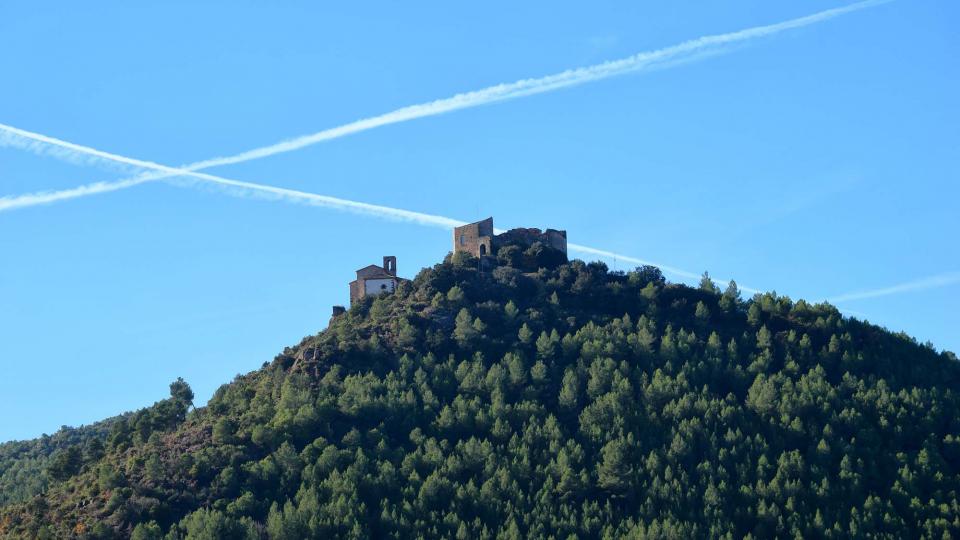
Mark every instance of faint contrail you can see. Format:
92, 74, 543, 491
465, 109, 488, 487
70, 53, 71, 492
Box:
0, 0, 887, 212
827, 273, 960, 303
564, 243, 701, 282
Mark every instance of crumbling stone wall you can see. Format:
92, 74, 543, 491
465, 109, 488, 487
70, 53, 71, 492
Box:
452, 217, 568, 260
496, 227, 567, 255
349, 280, 364, 305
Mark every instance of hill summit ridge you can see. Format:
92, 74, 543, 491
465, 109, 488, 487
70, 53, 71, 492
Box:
1, 245, 958, 539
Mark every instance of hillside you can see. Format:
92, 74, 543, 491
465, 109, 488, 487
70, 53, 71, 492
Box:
0, 419, 118, 508
1, 247, 959, 539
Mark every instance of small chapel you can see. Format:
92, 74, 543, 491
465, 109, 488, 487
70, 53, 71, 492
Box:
348, 256, 403, 305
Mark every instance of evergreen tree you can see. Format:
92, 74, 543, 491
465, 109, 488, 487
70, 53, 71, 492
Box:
2, 254, 957, 539
597, 439, 631, 494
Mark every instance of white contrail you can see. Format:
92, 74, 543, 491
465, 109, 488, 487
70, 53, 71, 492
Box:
827, 273, 960, 303
0, 122, 747, 286
11, 119, 953, 308
0, 125, 462, 226
567, 243, 707, 282
0, 0, 887, 212
567, 243, 759, 294
0, 175, 155, 211
161, 0, 890, 171
0, 128, 141, 174
9, 128, 951, 311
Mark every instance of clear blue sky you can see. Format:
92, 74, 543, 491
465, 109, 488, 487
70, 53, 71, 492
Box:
1, 1, 957, 442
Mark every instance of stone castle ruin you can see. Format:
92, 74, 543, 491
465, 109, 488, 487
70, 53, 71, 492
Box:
452, 217, 567, 260
332, 218, 567, 320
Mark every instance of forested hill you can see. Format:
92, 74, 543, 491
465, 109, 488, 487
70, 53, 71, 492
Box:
2, 247, 959, 539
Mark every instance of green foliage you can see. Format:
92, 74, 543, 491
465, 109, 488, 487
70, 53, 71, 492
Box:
131, 521, 163, 540
170, 377, 195, 407
2, 257, 958, 539
719, 280, 741, 312
497, 244, 522, 268
445, 285, 465, 305
453, 308, 478, 347
596, 439, 631, 493
171, 507, 258, 540
503, 300, 519, 321
699, 271, 719, 295
0, 380, 192, 509
45, 446, 81, 481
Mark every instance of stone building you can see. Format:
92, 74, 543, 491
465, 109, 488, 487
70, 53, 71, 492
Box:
331, 217, 567, 321
453, 217, 567, 259
453, 217, 495, 258
329, 305, 347, 326
348, 256, 403, 305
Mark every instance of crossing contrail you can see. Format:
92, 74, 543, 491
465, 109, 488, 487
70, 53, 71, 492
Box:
0, 0, 887, 213
16, 118, 952, 307
0, 124, 453, 226
0, 121, 754, 288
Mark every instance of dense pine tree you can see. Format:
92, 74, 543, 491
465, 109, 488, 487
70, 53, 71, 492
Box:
1, 246, 958, 539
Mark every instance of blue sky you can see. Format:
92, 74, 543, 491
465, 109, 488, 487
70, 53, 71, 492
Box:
0, 1, 957, 442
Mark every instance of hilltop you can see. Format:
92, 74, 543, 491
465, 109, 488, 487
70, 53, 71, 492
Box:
1, 244, 958, 539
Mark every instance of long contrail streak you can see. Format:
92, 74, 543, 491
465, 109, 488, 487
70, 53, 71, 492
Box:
0, 116, 732, 282
0, 0, 887, 213
12, 122, 954, 307
827, 273, 960, 303
0, 122, 753, 289
0, 124, 461, 226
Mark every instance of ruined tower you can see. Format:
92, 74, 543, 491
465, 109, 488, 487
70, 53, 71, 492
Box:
452, 217, 567, 260
453, 217, 495, 259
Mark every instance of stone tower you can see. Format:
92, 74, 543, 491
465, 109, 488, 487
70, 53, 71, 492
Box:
452, 217, 567, 260
452, 217, 495, 258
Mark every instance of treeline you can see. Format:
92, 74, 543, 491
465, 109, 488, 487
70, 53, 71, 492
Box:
0, 422, 114, 507
1, 247, 958, 539
0, 381, 194, 516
